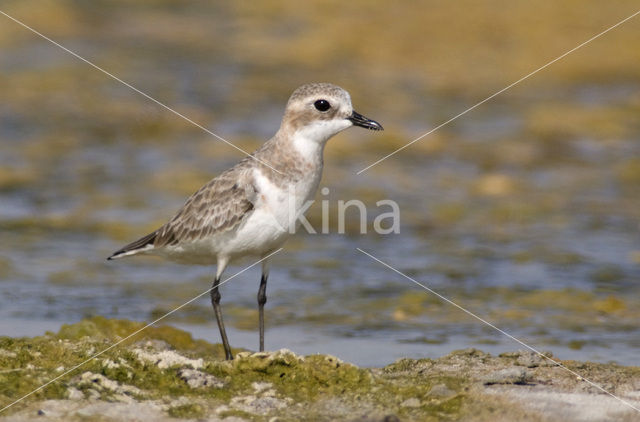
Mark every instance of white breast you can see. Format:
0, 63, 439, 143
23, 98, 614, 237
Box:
218, 167, 322, 258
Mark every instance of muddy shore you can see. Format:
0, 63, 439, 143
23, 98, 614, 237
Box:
1, 317, 639, 421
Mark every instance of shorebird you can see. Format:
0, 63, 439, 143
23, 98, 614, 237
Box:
108, 83, 383, 359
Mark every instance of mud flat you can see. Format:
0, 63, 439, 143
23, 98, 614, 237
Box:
1, 317, 639, 421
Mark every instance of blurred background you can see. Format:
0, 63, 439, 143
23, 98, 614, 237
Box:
1, 0, 639, 366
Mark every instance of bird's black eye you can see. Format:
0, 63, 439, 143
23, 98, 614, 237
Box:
314, 99, 331, 112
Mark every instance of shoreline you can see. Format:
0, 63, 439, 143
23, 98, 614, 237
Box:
1, 317, 639, 421
2, 317, 636, 369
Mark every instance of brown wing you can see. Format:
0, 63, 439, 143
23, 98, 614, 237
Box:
108, 166, 256, 259
154, 168, 256, 247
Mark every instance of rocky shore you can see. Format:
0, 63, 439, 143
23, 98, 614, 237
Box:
1, 317, 638, 421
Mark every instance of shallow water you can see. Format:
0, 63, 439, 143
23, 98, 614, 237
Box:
1, 216, 639, 366
1, 1, 639, 368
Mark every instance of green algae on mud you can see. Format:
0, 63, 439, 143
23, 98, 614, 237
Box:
2, 318, 640, 421
0, 317, 464, 420
0, 317, 225, 406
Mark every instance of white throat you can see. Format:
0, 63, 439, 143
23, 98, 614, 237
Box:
291, 119, 352, 162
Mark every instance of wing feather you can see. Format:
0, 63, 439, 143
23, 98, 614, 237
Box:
154, 167, 256, 247
108, 165, 257, 260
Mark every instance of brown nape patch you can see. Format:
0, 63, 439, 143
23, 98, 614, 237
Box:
283, 110, 315, 133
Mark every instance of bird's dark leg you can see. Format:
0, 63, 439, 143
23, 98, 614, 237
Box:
210, 277, 233, 360
257, 272, 268, 352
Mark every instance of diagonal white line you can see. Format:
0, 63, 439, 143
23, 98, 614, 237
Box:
356, 9, 640, 175
0, 10, 283, 175
0, 248, 282, 414
356, 247, 640, 414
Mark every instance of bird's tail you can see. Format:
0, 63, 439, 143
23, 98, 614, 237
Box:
107, 231, 157, 260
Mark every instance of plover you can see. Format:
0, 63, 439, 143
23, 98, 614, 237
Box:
108, 83, 383, 359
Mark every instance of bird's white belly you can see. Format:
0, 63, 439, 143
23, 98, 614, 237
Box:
222, 208, 289, 256
220, 169, 320, 258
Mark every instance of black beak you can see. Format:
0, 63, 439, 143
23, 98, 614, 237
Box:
348, 110, 383, 131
